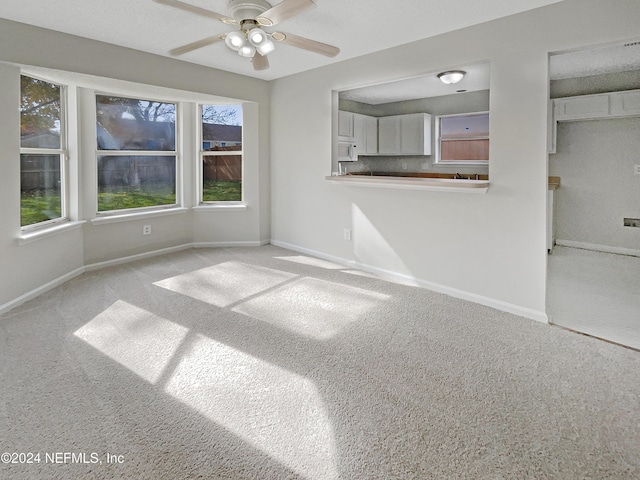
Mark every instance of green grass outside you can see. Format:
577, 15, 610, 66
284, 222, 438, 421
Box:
21, 180, 242, 226
97, 187, 176, 212
202, 180, 242, 202
21, 190, 62, 226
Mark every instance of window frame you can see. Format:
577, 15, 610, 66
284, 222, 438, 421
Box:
198, 103, 244, 205
434, 111, 490, 165
94, 92, 180, 216
19, 74, 69, 231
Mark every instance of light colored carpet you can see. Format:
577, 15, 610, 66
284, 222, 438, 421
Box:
1, 245, 639, 479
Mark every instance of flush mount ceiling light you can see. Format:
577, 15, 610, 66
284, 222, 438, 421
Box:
437, 70, 466, 84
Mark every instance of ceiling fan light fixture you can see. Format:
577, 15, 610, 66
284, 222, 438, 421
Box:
238, 44, 256, 57
437, 70, 466, 85
256, 39, 275, 56
248, 27, 268, 47
225, 30, 246, 51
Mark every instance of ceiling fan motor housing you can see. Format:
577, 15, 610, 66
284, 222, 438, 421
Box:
228, 0, 271, 22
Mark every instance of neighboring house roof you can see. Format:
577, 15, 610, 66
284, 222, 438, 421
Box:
21, 132, 60, 148
97, 118, 176, 151
202, 123, 242, 143
95, 119, 241, 150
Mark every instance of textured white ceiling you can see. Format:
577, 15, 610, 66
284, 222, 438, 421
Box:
341, 39, 640, 105
550, 40, 640, 80
0, 0, 565, 81
340, 63, 491, 104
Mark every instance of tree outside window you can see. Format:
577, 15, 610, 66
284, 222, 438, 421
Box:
200, 104, 243, 203
96, 95, 177, 212
20, 75, 65, 227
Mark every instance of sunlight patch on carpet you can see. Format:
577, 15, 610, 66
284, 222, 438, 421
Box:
233, 277, 391, 340
274, 255, 345, 270
165, 333, 339, 480
74, 300, 189, 383
153, 261, 297, 307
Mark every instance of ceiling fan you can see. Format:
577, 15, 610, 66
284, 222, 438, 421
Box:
154, 0, 340, 71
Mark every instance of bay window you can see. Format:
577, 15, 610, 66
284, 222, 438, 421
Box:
20, 75, 66, 228
200, 104, 243, 203
96, 94, 177, 213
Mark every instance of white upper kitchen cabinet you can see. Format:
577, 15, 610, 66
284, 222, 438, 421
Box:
552, 90, 640, 121
378, 116, 401, 154
338, 110, 354, 139
609, 90, 640, 116
353, 113, 378, 155
378, 113, 431, 155
554, 94, 609, 121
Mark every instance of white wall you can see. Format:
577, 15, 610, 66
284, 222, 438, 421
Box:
270, 0, 640, 321
550, 117, 640, 251
0, 19, 270, 308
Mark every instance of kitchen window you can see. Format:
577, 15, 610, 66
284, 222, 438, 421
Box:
435, 112, 489, 164
199, 104, 243, 203
20, 75, 67, 228
95, 94, 177, 213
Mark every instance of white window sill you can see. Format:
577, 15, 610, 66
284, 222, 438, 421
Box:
192, 204, 247, 212
18, 220, 86, 246
325, 175, 489, 193
91, 207, 188, 225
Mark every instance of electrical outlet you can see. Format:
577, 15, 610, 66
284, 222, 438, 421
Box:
143, 225, 152, 235
401, 162, 408, 170
624, 218, 640, 228
421, 162, 430, 170
635, 165, 640, 175
344, 228, 352, 241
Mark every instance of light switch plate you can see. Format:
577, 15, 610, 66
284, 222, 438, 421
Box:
634, 165, 640, 175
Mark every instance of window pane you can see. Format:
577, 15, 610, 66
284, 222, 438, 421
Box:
201, 105, 242, 202
97, 155, 176, 211
20, 76, 61, 149
201, 105, 242, 151
202, 155, 242, 201
96, 95, 176, 151
441, 139, 489, 161
441, 113, 489, 139
20, 154, 62, 226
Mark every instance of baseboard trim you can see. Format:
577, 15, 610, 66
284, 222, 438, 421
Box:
271, 239, 548, 324
192, 240, 267, 248
555, 239, 640, 258
84, 244, 193, 272
0, 267, 85, 315
0, 241, 269, 315
2, 239, 548, 323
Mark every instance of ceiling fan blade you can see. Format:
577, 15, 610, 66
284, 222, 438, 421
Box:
252, 53, 270, 71
153, 0, 236, 24
256, 0, 315, 26
271, 31, 339, 57
170, 35, 224, 56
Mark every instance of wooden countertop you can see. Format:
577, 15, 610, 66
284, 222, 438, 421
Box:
344, 171, 489, 180
325, 174, 489, 193
548, 176, 561, 190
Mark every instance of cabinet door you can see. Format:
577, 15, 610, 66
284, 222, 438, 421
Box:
378, 116, 400, 154
338, 110, 354, 138
554, 95, 609, 121
400, 113, 431, 155
609, 90, 640, 116
352, 113, 366, 156
365, 116, 378, 154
